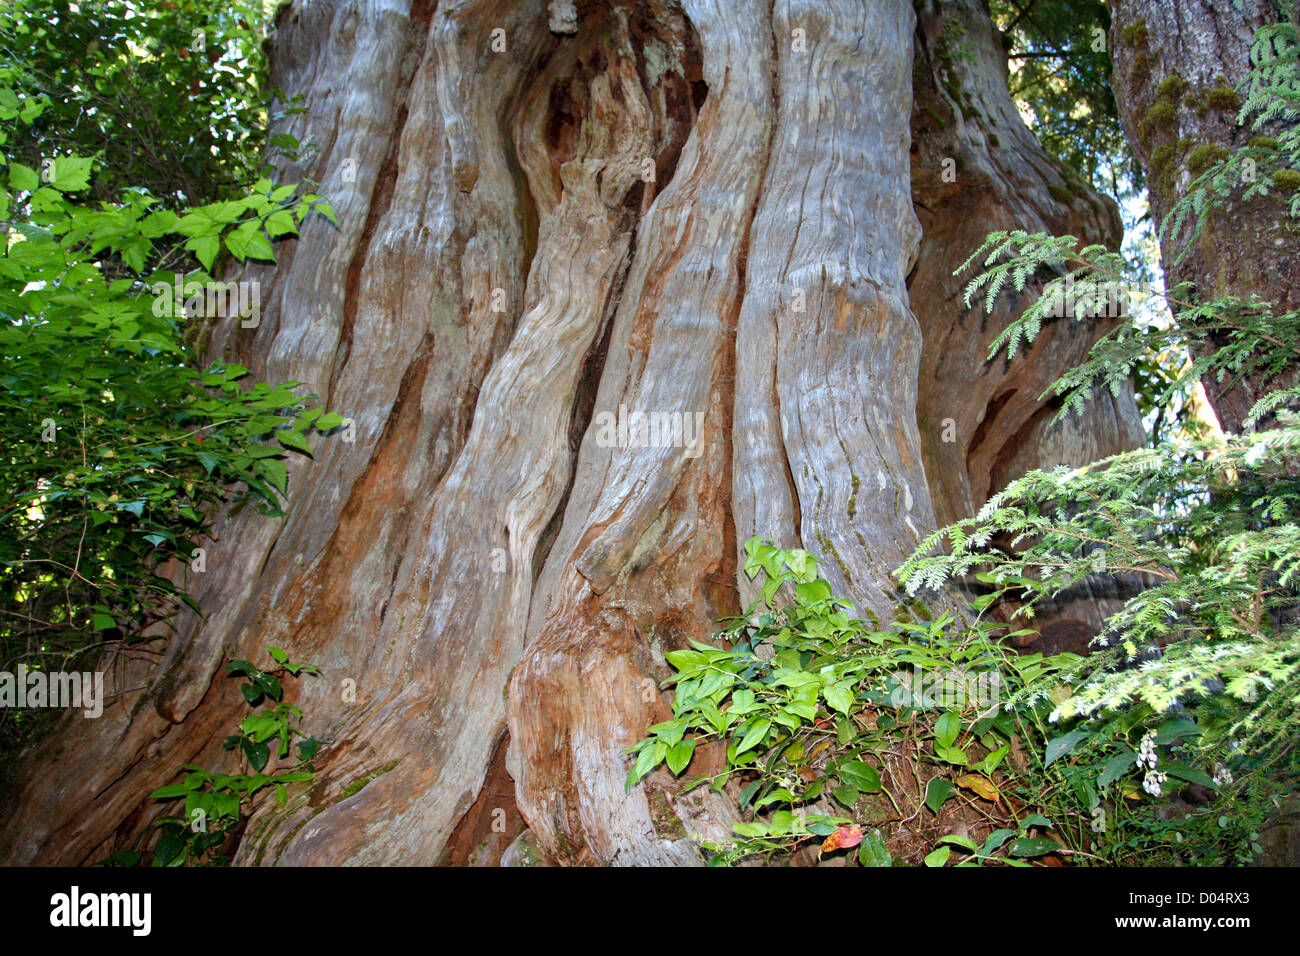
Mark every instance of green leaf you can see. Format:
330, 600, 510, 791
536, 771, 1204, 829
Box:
194, 451, 222, 475
242, 738, 270, 772
925, 778, 955, 813
91, 612, 115, 631
1153, 717, 1202, 745
981, 828, 1017, 855
187, 234, 221, 271
9, 163, 39, 192
153, 832, 186, 867
258, 458, 288, 496
831, 785, 860, 808
314, 200, 338, 226
934, 712, 962, 748
736, 718, 771, 755
1044, 729, 1090, 767
296, 737, 321, 762
277, 428, 312, 455
1008, 837, 1059, 858
924, 846, 951, 867
858, 831, 892, 867
666, 739, 696, 776
254, 672, 283, 701
823, 679, 855, 714
1099, 750, 1137, 788
49, 156, 93, 192
939, 834, 980, 853
149, 783, 196, 799
264, 209, 296, 238
838, 759, 881, 793
225, 223, 275, 262
1162, 761, 1215, 787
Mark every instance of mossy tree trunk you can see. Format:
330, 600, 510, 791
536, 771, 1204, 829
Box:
1, 0, 1138, 866
1111, 0, 1300, 434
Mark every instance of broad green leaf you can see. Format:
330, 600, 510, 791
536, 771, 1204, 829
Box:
1044, 729, 1090, 767
277, 428, 312, 455
925, 778, 954, 813
858, 831, 892, 867
1008, 837, 1059, 858
736, 718, 771, 754
934, 712, 962, 749
924, 846, 951, 867
838, 759, 881, 793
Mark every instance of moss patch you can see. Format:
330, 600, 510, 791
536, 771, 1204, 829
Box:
1198, 85, 1242, 115
1048, 182, 1075, 205
1187, 143, 1229, 175
1272, 168, 1300, 192
1121, 20, 1149, 48
1155, 75, 1189, 102
339, 758, 400, 801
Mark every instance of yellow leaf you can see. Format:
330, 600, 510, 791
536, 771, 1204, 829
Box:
955, 773, 1000, 801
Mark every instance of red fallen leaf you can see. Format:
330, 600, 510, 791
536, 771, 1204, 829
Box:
821, 825, 863, 853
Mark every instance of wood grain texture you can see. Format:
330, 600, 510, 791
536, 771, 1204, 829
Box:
1, 0, 1142, 866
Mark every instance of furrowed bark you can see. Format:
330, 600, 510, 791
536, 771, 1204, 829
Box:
1, 0, 1141, 866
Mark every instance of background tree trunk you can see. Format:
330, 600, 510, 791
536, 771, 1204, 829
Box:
0, 0, 1139, 866
1111, 0, 1299, 434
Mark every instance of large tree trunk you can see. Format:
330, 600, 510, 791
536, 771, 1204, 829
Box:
1, 0, 1139, 866
1111, 0, 1300, 434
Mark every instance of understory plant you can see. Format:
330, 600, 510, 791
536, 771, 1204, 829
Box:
98, 647, 321, 867
894, 15, 1300, 864
628, 538, 1110, 866
0, 83, 341, 756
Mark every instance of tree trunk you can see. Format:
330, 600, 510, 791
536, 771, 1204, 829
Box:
1111, 0, 1299, 434
0, 0, 1139, 866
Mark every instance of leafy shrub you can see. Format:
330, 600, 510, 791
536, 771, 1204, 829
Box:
97, 647, 321, 867
0, 84, 338, 749
628, 538, 1104, 866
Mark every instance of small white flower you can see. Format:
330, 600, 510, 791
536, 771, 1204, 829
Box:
1142, 770, 1167, 797
1136, 730, 1158, 770
1212, 765, 1234, 787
